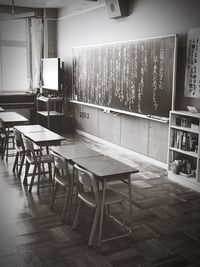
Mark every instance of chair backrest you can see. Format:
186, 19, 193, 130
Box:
74, 164, 99, 203
50, 150, 72, 185
22, 135, 37, 163
13, 129, 24, 151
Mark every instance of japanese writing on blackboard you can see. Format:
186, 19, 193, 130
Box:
184, 28, 200, 98
73, 35, 176, 117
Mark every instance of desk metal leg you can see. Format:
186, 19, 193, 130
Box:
98, 179, 106, 247
5, 126, 9, 161
128, 174, 134, 236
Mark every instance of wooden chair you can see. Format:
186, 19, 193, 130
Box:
12, 129, 41, 179
22, 135, 53, 194
72, 164, 126, 247
12, 128, 25, 178
0, 122, 5, 156
0, 127, 15, 161
50, 151, 76, 222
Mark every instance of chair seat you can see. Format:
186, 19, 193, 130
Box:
26, 154, 53, 165
15, 143, 41, 153
79, 189, 125, 208
33, 144, 41, 151
50, 151, 76, 222
55, 175, 70, 186
73, 164, 127, 247
54, 167, 74, 187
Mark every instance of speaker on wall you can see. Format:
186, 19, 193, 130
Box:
105, 0, 129, 19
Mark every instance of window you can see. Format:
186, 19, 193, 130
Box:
0, 18, 30, 93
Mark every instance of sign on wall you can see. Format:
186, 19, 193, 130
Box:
184, 27, 200, 98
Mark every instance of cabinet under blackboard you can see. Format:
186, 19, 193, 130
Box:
72, 35, 177, 118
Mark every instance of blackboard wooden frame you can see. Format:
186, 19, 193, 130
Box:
71, 34, 178, 121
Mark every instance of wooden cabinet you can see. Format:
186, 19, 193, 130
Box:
168, 110, 200, 191
36, 93, 64, 129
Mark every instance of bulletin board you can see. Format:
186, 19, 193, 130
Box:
184, 28, 200, 98
72, 35, 177, 118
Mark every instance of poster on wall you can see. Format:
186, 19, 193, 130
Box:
184, 27, 200, 98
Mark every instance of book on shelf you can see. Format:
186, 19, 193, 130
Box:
173, 129, 198, 152
179, 172, 194, 178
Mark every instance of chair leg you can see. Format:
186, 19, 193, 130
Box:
98, 180, 106, 247
12, 151, 19, 172
72, 200, 81, 230
0, 137, 4, 155
48, 162, 52, 181
18, 153, 25, 178
6, 136, 9, 162
98, 206, 104, 247
105, 204, 110, 216
12, 136, 15, 147
61, 187, 70, 222
88, 205, 100, 247
50, 182, 59, 209
62, 182, 74, 223
29, 165, 37, 192
120, 202, 126, 233
1, 139, 6, 159
37, 165, 42, 194
41, 162, 45, 176
23, 161, 30, 185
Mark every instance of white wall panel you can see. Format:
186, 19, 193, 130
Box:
99, 111, 121, 145
120, 115, 149, 156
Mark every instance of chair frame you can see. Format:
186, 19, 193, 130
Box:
22, 135, 52, 194
12, 128, 26, 178
1, 126, 15, 161
50, 150, 76, 223
72, 164, 126, 247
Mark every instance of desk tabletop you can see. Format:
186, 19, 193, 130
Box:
73, 155, 139, 178
50, 144, 103, 160
23, 130, 66, 145
0, 111, 28, 123
14, 124, 49, 133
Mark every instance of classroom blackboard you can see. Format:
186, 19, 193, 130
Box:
72, 35, 177, 118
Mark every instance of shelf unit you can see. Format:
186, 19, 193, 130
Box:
168, 110, 200, 192
36, 93, 64, 129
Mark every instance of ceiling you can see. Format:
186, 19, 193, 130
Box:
0, 0, 101, 9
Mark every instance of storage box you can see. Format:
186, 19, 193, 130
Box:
191, 124, 199, 131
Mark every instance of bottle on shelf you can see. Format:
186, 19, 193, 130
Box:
181, 132, 187, 151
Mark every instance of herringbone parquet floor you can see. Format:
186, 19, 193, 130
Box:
0, 133, 200, 267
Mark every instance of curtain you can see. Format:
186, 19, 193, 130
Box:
31, 18, 43, 90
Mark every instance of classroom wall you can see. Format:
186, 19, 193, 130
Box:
57, 0, 200, 164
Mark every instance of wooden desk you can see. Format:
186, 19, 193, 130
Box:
0, 112, 28, 127
50, 144, 103, 160
73, 155, 139, 245
23, 130, 66, 148
14, 124, 49, 133
0, 112, 28, 160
